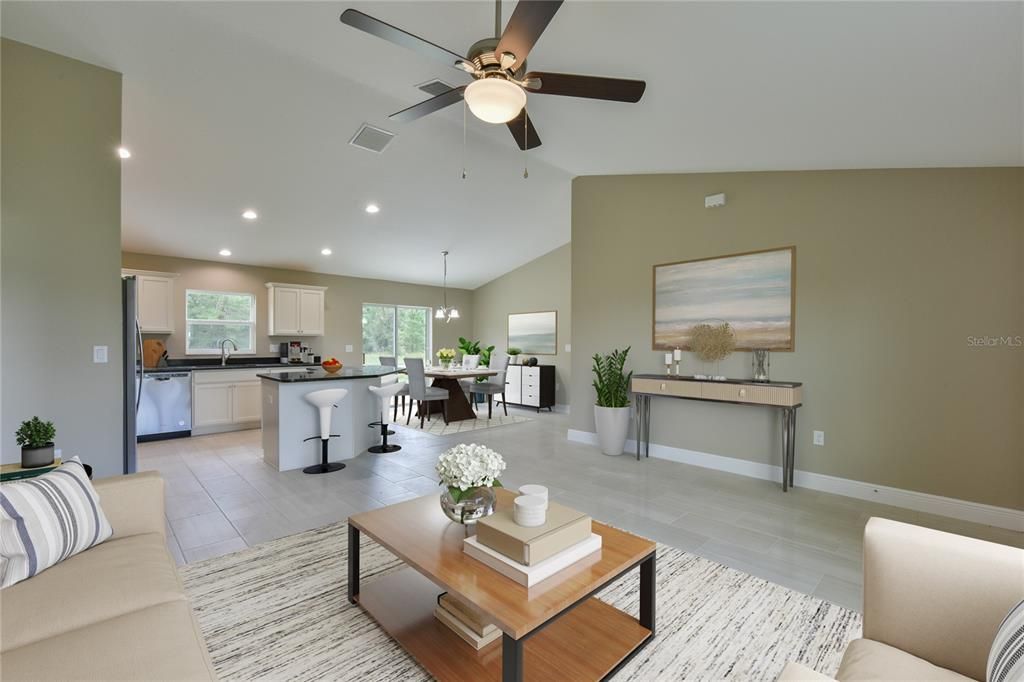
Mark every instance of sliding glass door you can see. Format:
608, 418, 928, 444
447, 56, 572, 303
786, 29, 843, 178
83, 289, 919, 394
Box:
362, 304, 431, 365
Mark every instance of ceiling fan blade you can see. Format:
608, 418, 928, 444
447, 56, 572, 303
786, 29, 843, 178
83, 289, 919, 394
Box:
389, 86, 466, 123
495, 0, 563, 69
524, 71, 646, 102
340, 9, 469, 71
507, 109, 541, 150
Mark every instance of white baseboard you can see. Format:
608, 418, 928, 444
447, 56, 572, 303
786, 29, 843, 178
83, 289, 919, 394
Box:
566, 429, 1024, 532
552, 404, 571, 415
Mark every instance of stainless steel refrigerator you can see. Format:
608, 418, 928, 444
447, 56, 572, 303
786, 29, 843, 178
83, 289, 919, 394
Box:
122, 276, 140, 474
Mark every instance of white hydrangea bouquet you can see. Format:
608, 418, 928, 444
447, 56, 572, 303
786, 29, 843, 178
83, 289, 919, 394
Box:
436, 443, 506, 523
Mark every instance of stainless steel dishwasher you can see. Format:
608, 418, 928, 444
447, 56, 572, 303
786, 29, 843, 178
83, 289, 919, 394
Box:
138, 371, 192, 441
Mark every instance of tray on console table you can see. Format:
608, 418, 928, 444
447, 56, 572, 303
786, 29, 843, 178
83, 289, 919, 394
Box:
630, 375, 803, 491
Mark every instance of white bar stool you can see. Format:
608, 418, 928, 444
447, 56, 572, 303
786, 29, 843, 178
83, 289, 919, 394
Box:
367, 382, 405, 454
302, 388, 348, 474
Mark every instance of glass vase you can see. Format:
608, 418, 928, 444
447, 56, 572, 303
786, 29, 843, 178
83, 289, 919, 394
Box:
752, 349, 770, 382
440, 486, 496, 525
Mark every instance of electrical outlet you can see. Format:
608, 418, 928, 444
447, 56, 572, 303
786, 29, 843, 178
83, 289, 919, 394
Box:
564, 343, 571, 352
813, 430, 825, 446
93, 346, 108, 363
345, 344, 353, 353
270, 343, 279, 353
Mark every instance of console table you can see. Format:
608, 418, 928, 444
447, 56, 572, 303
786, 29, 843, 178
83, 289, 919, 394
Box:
631, 375, 803, 491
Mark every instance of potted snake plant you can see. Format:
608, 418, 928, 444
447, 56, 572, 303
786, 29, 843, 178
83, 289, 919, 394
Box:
592, 347, 633, 456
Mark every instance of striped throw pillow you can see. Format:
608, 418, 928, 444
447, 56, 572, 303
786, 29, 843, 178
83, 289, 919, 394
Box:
989, 599, 1024, 682
0, 457, 112, 588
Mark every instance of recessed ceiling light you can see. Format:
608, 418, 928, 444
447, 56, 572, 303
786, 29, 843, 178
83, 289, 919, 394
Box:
321, 248, 333, 256
241, 209, 258, 220
365, 203, 380, 214
117, 146, 132, 159
219, 248, 232, 257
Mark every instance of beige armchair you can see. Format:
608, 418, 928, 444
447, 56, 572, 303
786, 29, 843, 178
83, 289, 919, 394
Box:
780, 517, 1024, 681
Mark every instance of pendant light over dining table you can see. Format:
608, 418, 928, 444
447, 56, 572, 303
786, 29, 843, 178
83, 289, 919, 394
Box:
435, 250, 460, 323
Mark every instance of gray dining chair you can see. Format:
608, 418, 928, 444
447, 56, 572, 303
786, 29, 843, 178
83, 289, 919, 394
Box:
404, 358, 449, 428
379, 356, 408, 419
471, 352, 509, 419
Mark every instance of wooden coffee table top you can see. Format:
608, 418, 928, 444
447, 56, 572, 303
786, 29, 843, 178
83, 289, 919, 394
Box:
348, 489, 655, 639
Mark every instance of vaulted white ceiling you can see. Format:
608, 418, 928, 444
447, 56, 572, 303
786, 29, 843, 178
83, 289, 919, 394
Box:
3, 1, 1021, 288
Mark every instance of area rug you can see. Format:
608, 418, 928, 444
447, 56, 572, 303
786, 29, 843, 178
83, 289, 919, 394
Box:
393, 406, 532, 436
180, 523, 861, 681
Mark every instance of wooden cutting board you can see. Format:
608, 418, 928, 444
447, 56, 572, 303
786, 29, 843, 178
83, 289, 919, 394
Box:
142, 339, 166, 368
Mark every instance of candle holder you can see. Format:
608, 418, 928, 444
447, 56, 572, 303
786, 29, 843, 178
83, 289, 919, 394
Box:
752, 349, 770, 382
664, 353, 673, 375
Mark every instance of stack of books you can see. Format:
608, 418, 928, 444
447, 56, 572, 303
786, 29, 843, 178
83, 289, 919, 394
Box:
463, 500, 601, 587
433, 592, 501, 650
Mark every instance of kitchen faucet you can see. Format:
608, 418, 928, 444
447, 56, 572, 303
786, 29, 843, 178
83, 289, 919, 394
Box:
220, 338, 239, 366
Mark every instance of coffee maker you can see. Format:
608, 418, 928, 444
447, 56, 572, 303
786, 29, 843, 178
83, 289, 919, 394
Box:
279, 341, 304, 364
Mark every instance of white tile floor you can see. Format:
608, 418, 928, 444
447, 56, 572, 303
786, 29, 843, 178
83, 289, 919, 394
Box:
142, 406, 1023, 611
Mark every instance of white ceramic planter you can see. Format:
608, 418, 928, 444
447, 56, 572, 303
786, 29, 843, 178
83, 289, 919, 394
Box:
594, 405, 630, 456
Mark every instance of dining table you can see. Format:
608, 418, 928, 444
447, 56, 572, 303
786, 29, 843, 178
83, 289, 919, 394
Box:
421, 366, 498, 422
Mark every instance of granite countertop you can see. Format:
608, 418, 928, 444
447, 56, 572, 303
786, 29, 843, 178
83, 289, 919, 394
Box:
146, 357, 317, 373
258, 365, 402, 383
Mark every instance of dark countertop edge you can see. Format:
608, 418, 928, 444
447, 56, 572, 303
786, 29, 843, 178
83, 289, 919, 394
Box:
146, 362, 318, 373
633, 373, 803, 388
258, 367, 402, 383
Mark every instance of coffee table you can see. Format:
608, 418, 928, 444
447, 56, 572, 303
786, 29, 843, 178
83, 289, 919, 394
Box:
347, 489, 656, 681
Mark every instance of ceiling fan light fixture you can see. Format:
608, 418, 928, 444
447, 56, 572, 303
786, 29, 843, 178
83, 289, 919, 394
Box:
464, 78, 526, 124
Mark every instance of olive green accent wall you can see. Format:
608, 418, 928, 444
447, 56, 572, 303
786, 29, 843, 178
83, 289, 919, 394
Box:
570, 168, 1023, 510
471, 244, 572, 406
1, 40, 124, 475
120, 252, 473, 366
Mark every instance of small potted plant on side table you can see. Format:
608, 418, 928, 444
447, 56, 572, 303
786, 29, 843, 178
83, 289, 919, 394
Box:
592, 347, 633, 456
16, 417, 56, 468
507, 347, 522, 364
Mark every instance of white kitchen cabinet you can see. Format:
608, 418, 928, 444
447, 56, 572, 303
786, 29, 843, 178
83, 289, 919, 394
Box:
123, 269, 178, 333
193, 383, 233, 428
266, 283, 326, 336
192, 369, 264, 434
231, 381, 262, 422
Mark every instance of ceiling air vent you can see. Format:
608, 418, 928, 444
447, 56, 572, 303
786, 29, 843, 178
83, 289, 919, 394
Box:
349, 123, 395, 154
416, 79, 455, 97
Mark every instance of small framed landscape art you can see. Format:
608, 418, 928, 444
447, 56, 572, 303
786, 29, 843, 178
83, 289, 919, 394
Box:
653, 246, 795, 351
508, 311, 557, 355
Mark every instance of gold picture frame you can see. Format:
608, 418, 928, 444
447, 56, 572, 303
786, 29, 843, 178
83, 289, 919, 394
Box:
652, 246, 795, 351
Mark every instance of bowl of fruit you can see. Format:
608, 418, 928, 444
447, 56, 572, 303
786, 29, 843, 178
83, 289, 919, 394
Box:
321, 357, 343, 374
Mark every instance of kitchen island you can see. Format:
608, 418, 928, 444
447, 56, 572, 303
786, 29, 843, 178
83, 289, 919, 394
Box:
258, 366, 401, 472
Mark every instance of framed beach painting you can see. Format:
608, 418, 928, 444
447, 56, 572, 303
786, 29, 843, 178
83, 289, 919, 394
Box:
653, 246, 795, 351
508, 311, 557, 355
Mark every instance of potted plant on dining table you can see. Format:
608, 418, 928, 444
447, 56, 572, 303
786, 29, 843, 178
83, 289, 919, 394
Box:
436, 347, 456, 369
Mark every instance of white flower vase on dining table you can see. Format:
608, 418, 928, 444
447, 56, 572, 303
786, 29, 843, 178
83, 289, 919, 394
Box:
594, 405, 630, 456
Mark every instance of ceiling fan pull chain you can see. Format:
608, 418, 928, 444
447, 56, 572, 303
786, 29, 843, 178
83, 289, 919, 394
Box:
523, 104, 529, 179
461, 99, 468, 180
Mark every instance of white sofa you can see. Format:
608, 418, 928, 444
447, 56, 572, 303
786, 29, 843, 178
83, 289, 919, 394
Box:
780, 517, 1024, 681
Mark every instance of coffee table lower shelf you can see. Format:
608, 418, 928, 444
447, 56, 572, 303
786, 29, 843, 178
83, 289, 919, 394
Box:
354, 567, 652, 681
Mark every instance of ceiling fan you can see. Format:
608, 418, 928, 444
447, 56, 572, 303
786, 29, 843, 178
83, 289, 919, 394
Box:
340, 0, 646, 150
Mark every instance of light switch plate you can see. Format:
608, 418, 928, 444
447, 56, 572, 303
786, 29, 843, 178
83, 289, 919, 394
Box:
564, 344, 571, 352
93, 345, 108, 363
345, 344, 353, 353
813, 430, 825, 446
270, 343, 279, 353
